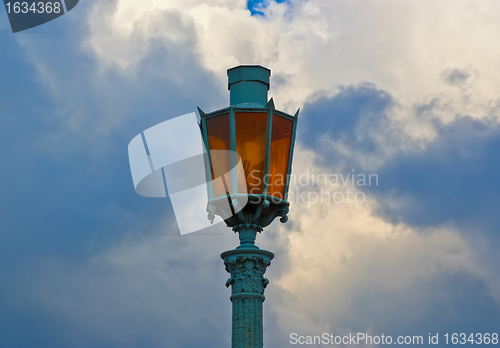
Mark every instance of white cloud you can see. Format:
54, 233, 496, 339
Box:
15, 0, 500, 159
86, 0, 500, 117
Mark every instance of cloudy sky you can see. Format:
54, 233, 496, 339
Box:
1, 0, 500, 347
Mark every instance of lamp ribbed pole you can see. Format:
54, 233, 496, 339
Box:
221, 224, 274, 348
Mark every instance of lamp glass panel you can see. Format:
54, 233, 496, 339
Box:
235, 112, 267, 195
268, 115, 293, 199
206, 114, 231, 198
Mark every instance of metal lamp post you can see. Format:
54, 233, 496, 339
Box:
199, 65, 299, 348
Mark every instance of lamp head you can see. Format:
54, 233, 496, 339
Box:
199, 65, 298, 229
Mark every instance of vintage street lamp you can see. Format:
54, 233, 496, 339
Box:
199, 65, 298, 348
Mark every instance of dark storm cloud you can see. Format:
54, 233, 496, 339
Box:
373, 115, 500, 233
299, 83, 397, 169
299, 83, 500, 237
0, 31, 217, 262
0, 5, 232, 346
442, 68, 471, 86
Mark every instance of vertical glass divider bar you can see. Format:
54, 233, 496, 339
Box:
201, 117, 214, 200
264, 109, 273, 196
284, 114, 299, 199
229, 108, 238, 195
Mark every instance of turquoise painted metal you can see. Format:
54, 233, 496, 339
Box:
199, 65, 298, 348
221, 246, 274, 348
227, 65, 270, 106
